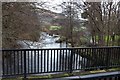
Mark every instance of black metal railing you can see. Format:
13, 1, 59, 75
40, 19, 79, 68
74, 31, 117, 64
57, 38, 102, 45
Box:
1, 47, 120, 79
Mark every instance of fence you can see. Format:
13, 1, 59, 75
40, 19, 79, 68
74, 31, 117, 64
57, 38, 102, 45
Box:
1, 47, 120, 79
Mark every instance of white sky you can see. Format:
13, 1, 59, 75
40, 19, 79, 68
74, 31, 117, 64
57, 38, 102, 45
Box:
37, 0, 65, 13
37, 0, 120, 13
37, 0, 83, 13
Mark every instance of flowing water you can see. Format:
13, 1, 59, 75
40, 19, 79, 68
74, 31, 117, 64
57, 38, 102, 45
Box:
18, 32, 67, 49
17, 32, 83, 73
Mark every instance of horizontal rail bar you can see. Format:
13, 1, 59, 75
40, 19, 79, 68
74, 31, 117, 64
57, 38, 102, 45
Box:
2, 47, 120, 79
1, 46, 120, 51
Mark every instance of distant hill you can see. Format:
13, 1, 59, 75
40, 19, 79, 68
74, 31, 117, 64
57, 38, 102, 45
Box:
38, 8, 65, 25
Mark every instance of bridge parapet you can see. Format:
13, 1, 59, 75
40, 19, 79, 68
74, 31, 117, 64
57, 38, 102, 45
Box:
1, 46, 120, 79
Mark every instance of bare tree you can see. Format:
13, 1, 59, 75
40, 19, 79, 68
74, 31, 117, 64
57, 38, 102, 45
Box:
80, 1, 120, 46
2, 2, 45, 49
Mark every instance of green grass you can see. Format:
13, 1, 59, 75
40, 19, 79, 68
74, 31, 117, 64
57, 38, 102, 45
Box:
49, 26, 61, 30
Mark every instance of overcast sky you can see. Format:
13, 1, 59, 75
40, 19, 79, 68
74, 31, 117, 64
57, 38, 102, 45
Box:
37, 0, 120, 13
37, 0, 81, 13
37, 0, 66, 13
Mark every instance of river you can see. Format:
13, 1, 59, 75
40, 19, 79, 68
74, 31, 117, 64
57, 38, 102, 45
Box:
17, 32, 83, 73
18, 32, 67, 49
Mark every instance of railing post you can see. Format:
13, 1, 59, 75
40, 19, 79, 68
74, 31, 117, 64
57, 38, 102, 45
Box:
70, 49, 73, 73
23, 50, 27, 80
1, 50, 3, 79
106, 48, 109, 69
